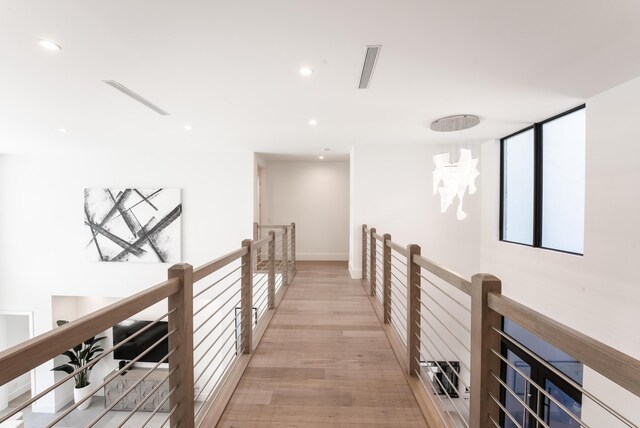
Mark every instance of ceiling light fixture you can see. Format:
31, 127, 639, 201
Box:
57, 128, 68, 133
430, 115, 480, 132
308, 119, 318, 126
39, 39, 62, 51
319, 156, 324, 160
299, 67, 314, 76
433, 148, 479, 220
184, 125, 193, 131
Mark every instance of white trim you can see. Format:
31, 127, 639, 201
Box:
7, 382, 30, 402
0, 311, 35, 414
296, 253, 349, 261
349, 268, 362, 279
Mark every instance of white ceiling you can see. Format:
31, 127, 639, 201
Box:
1, 0, 640, 155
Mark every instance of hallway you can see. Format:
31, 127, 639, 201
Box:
218, 261, 428, 427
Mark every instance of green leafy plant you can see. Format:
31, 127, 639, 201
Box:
51, 320, 105, 389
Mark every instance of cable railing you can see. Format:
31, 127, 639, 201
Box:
361, 224, 640, 428
0, 223, 295, 428
254, 222, 296, 292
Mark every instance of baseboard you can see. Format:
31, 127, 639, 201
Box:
296, 253, 348, 261
349, 268, 362, 279
7, 382, 30, 402
54, 391, 73, 413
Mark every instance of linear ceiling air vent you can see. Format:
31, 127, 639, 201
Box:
103, 80, 170, 115
358, 45, 381, 89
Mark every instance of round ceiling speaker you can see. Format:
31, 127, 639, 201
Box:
430, 115, 480, 132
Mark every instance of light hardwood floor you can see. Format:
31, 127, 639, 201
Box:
218, 261, 429, 427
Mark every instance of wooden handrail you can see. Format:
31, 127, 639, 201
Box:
372, 232, 384, 241
487, 292, 640, 397
253, 236, 272, 248
385, 236, 470, 295
362, 223, 640, 428
386, 240, 408, 257
193, 247, 247, 282
257, 224, 288, 229
413, 254, 471, 295
0, 277, 180, 386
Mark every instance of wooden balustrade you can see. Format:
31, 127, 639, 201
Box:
240, 239, 253, 355
383, 233, 392, 323
0, 222, 296, 428
469, 274, 501, 428
361, 223, 640, 428
369, 227, 376, 296
167, 263, 195, 428
406, 244, 421, 377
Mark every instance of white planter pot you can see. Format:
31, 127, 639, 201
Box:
73, 384, 93, 411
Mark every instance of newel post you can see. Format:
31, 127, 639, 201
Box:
361, 225, 367, 281
369, 227, 377, 296
282, 227, 289, 286
406, 244, 421, 376
240, 240, 253, 354
290, 223, 296, 274
268, 231, 276, 309
253, 222, 259, 241
167, 263, 195, 428
383, 233, 392, 323
470, 274, 502, 428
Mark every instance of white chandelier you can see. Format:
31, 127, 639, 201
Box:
432, 148, 479, 220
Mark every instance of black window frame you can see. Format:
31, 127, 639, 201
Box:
499, 104, 586, 256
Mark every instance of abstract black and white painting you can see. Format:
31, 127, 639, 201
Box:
84, 188, 182, 263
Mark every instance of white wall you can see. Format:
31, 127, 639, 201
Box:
263, 161, 349, 261
0, 151, 254, 412
0, 314, 32, 410
349, 144, 482, 279
480, 77, 640, 425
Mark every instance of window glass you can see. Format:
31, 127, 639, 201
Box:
542, 109, 586, 254
502, 129, 535, 245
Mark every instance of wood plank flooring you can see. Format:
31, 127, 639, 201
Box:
217, 261, 428, 427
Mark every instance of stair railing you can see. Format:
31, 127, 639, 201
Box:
362, 224, 640, 428
0, 223, 295, 428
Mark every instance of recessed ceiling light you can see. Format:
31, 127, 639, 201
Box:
184, 125, 193, 131
39, 39, 62, 51
299, 67, 313, 76
323, 148, 331, 152
57, 127, 68, 133
308, 119, 318, 126
319, 156, 324, 160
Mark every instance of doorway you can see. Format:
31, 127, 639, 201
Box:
0, 312, 34, 414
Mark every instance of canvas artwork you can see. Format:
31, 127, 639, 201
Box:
84, 188, 182, 263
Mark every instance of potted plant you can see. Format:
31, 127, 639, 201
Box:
51, 320, 105, 410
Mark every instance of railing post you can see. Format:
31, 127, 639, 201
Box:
290, 222, 296, 274
369, 227, 376, 296
406, 244, 421, 376
383, 234, 392, 323
253, 222, 260, 261
470, 274, 502, 428
240, 240, 253, 354
282, 228, 289, 286
362, 225, 367, 281
268, 231, 276, 309
167, 263, 195, 428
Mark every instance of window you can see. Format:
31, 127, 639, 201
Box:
501, 319, 583, 428
500, 105, 585, 254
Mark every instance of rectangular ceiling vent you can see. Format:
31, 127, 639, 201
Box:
103, 80, 170, 115
358, 45, 381, 89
